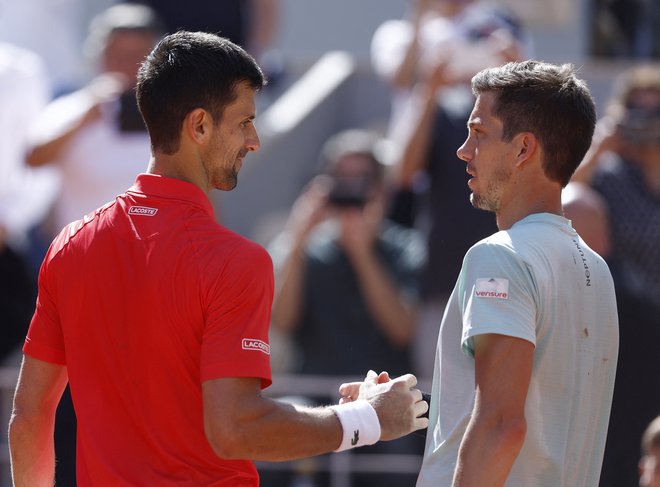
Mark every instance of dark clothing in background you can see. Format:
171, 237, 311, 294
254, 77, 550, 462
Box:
418, 89, 497, 300
129, 0, 247, 45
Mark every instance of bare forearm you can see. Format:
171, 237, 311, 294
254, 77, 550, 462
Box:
26, 103, 99, 167
233, 401, 341, 461
26, 136, 73, 167
9, 414, 56, 487
396, 85, 439, 186
205, 391, 342, 461
453, 415, 526, 486
349, 250, 416, 346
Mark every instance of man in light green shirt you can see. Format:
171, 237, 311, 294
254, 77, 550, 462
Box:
415, 60, 618, 487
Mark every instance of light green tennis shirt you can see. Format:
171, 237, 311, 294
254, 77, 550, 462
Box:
417, 213, 618, 487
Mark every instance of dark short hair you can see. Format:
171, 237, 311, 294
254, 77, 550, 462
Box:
472, 60, 596, 187
136, 31, 266, 154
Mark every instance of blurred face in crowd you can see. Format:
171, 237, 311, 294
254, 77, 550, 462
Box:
202, 81, 260, 191
103, 30, 159, 83
327, 154, 384, 217
457, 91, 517, 213
618, 88, 660, 158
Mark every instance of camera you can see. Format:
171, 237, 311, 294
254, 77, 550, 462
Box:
327, 175, 372, 208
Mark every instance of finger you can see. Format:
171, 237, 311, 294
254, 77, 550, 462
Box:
411, 388, 423, 403
414, 398, 429, 417
413, 416, 430, 431
391, 373, 418, 389
377, 371, 390, 383
338, 381, 361, 396
363, 369, 379, 384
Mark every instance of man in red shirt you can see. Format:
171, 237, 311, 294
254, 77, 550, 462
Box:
9, 31, 429, 486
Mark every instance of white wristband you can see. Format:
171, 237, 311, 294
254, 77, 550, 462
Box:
329, 400, 381, 452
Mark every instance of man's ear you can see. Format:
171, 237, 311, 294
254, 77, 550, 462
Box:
513, 132, 538, 167
184, 108, 212, 145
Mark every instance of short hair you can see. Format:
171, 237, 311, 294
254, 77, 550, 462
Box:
136, 31, 266, 154
319, 129, 387, 182
471, 60, 596, 187
642, 415, 660, 455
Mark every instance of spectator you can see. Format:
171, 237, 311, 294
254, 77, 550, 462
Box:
562, 182, 660, 487
572, 63, 660, 309
371, 0, 529, 380
640, 416, 660, 487
269, 128, 427, 486
25, 2, 166, 237
0, 42, 58, 363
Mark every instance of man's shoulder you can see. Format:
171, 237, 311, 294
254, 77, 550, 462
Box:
185, 219, 271, 274
50, 201, 116, 253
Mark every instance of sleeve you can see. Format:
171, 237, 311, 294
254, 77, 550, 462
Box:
200, 240, 274, 388
457, 241, 538, 357
23, 241, 66, 365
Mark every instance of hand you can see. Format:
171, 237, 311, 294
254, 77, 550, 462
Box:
338, 371, 390, 404
285, 176, 331, 246
356, 370, 429, 441
337, 208, 377, 260
593, 115, 622, 154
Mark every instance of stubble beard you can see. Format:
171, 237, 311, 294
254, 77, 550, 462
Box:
470, 166, 512, 213
213, 168, 238, 191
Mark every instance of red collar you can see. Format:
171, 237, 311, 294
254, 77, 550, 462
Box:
127, 173, 215, 218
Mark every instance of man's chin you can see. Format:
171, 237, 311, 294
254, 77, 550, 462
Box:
213, 175, 238, 191
470, 193, 495, 212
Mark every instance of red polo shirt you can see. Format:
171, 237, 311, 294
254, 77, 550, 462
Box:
24, 173, 273, 486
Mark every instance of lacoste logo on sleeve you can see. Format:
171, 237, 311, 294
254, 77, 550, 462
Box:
474, 278, 509, 299
351, 430, 359, 446
241, 338, 270, 355
128, 206, 158, 216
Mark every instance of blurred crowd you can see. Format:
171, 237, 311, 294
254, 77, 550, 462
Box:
0, 0, 658, 486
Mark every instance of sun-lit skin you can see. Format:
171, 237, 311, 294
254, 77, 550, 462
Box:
456, 91, 559, 231
201, 81, 260, 192
204, 82, 260, 191
146, 80, 260, 195
457, 92, 517, 213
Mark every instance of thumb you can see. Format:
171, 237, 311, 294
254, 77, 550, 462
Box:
364, 369, 378, 385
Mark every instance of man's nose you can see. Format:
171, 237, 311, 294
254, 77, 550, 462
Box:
246, 125, 260, 152
456, 138, 471, 162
